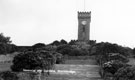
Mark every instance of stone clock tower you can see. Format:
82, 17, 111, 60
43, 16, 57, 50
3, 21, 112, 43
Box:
78, 11, 91, 41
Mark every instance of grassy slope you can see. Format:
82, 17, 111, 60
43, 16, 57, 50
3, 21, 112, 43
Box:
0, 62, 12, 72
0, 59, 102, 80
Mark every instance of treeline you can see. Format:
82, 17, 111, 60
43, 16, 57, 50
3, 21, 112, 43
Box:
0, 33, 133, 56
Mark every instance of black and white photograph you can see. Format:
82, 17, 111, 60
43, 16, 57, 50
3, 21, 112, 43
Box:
0, 0, 135, 80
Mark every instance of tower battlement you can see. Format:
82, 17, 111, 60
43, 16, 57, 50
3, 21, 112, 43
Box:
78, 11, 91, 19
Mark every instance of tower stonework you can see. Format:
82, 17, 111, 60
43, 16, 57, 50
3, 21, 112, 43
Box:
78, 11, 91, 41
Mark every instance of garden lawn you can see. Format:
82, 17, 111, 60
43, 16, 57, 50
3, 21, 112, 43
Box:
0, 62, 12, 71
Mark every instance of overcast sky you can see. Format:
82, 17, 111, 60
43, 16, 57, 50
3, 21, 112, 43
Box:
0, 0, 135, 48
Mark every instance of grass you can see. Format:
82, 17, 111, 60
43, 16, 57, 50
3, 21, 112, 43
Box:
0, 62, 12, 72
127, 58, 135, 65
1, 58, 135, 80
64, 59, 97, 65
0, 59, 101, 80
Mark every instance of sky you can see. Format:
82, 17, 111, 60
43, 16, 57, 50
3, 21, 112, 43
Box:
0, 0, 135, 48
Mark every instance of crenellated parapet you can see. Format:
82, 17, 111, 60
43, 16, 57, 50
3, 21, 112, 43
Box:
78, 11, 91, 19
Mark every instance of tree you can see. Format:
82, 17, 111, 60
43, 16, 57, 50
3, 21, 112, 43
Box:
103, 60, 127, 75
53, 52, 64, 64
114, 65, 135, 80
108, 53, 129, 63
0, 33, 13, 54
32, 43, 45, 51
60, 39, 67, 44
91, 42, 129, 65
69, 40, 77, 45
0, 71, 18, 80
42, 45, 57, 51
8, 44, 17, 53
11, 51, 55, 72
69, 48, 88, 56
133, 48, 135, 56
0, 33, 11, 44
56, 44, 73, 55
50, 40, 60, 46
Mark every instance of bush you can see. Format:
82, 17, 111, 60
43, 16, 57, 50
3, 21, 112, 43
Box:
60, 39, 67, 44
56, 44, 73, 55
50, 40, 60, 46
0, 33, 14, 54
55, 53, 64, 64
32, 43, 45, 51
43, 45, 57, 51
11, 51, 55, 72
93, 42, 130, 61
102, 60, 127, 75
114, 65, 135, 80
108, 53, 129, 63
18, 72, 38, 80
0, 71, 18, 80
69, 48, 88, 56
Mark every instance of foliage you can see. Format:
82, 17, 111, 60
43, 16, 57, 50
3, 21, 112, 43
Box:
43, 45, 57, 51
71, 42, 90, 56
50, 40, 60, 46
68, 40, 77, 45
11, 51, 55, 72
69, 48, 82, 56
50, 39, 67, 46
92, 42, 129, 65
9, 44, 18, 53
0, 43, 9, 54
133, 48, 135, 57
93, 42, 131, 80
39, 51, 55, 71
114, 65, 135, 80
56, 41, 90, 56
32, 43, 45, 51
0, 71, 18, 80
53, 52, 64, 64
0, 33, 15, 54
60, 39, 67, 44
94, 42, 119, 55
56, 44, 73, 55
108, 53, 129, 63
69, 48, 88, 56
0, 33, 11, 44
93, 42, 130, 56
18, 72, 38, 80
123, 47, 133, 57
102, 60, 127, 75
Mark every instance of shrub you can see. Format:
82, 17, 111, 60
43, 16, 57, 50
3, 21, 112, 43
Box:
108, 53, 129, 63
93, 42, 130, 63
60, 39, 67, 44
56, 44, 73, 55
69, 48, 88, 56
0, 71, 18, 80
32, 43, 45, 51
11, 51, 55, 72
53, 52, 64, 64
102, 60, 127, 75
50, 40, 60, 46
114, 65, 135, 80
